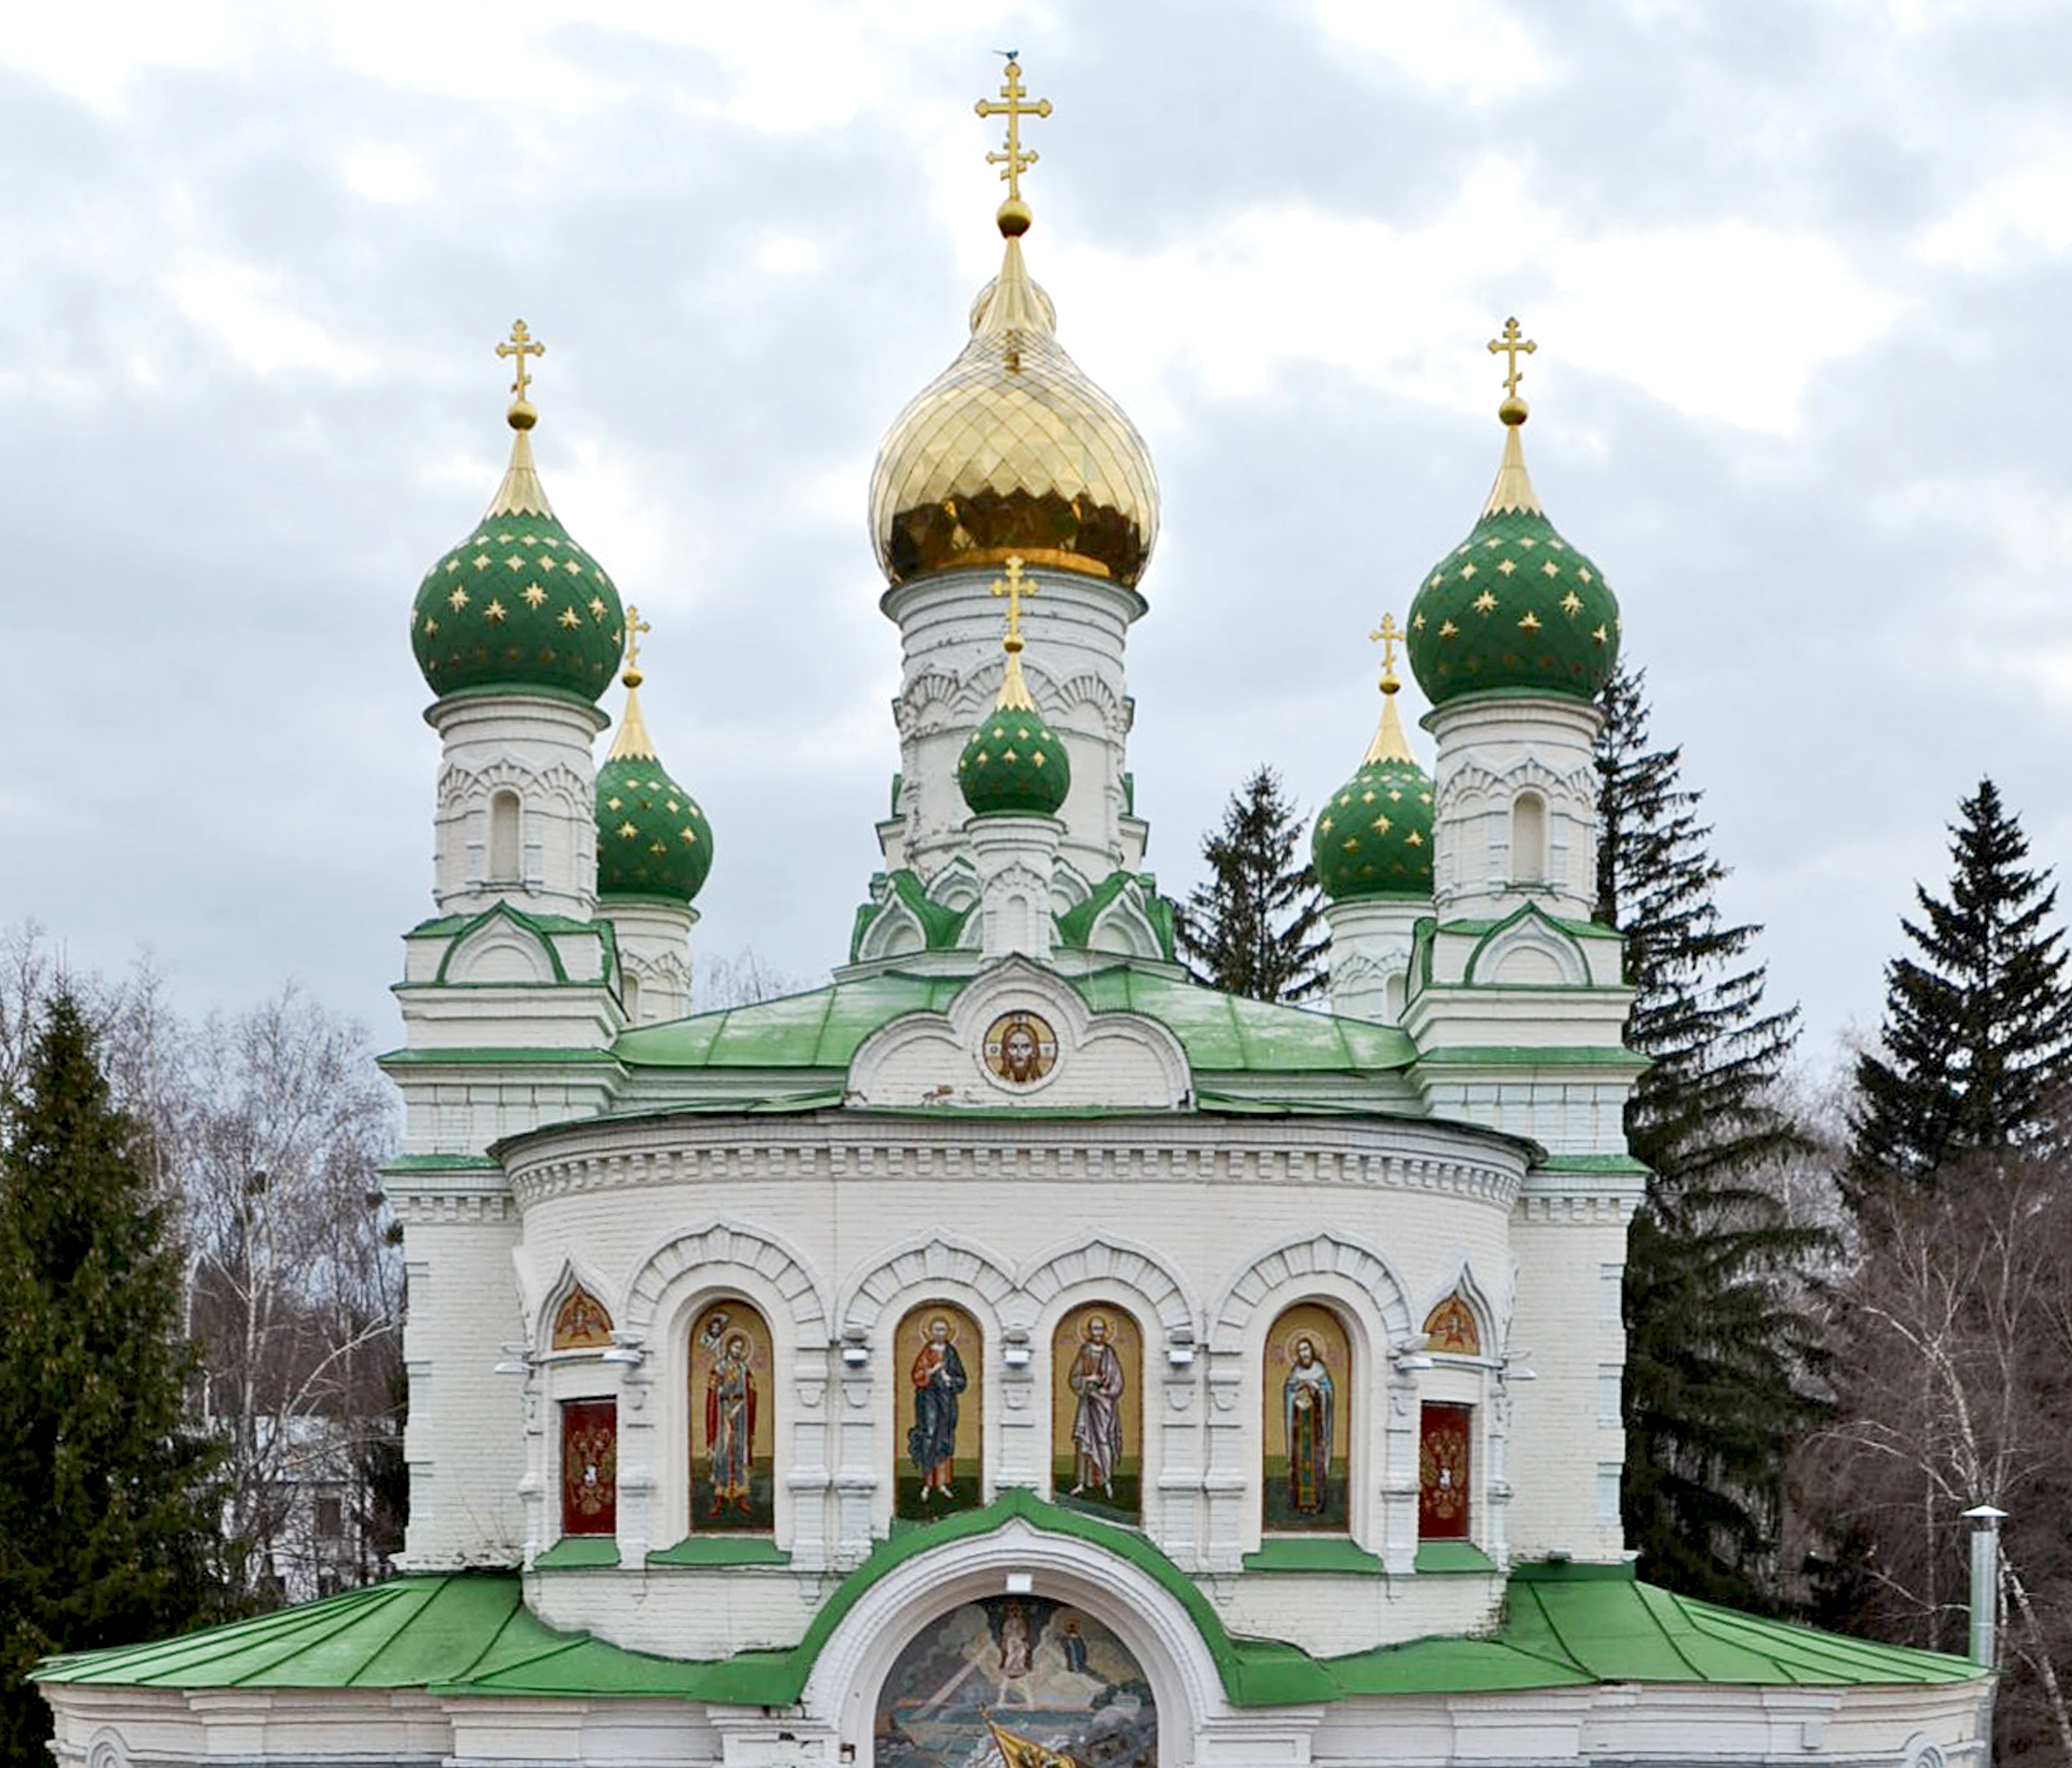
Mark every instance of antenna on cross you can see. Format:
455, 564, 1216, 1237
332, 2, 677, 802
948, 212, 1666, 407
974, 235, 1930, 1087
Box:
497, 320, 546, 431
975, 54, 1051, 238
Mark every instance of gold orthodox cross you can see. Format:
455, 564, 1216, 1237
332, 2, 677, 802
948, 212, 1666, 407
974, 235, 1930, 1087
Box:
1487, 317, 1535, 398
497, 319, 545, 404
992, 555, 1037, 647
623, 604, 651, 676
975, 56, 1051, 204
1369, 612, 1403, 681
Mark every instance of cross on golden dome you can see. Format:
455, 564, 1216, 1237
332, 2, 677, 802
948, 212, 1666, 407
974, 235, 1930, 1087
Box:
496, 320, 546, 429
1488, 317, 1535, 399
976, 53, 1051, 235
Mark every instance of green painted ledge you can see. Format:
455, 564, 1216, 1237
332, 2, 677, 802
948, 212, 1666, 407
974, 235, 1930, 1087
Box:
647, 1536, 791, 1567
37, 1529, 1984, 1705
534, 1538, 621, 1569
1243, 1537, 1387, 1575
1414, 1540, 1498, 1574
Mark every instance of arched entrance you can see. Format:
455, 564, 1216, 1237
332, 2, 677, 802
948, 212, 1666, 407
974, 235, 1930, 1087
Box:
874, 1596, 1155, 1768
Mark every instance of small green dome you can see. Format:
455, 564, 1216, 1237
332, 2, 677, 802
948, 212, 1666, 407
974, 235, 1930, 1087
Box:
1312, 680, 1434, 899
411, 378, 626, 701
597, 755, 713, 901
595, 669, 713, 903
958, 703, 1071, 818
1406, 417, 1619, 708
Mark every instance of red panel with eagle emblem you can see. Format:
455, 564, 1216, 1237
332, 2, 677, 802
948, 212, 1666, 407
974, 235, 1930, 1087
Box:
561, 1399, 617, 1537
1419, 1402, 1473, 1540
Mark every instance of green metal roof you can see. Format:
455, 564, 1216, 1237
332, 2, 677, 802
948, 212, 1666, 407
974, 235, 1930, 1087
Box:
613, 965, 1415, 1078
42, 1509, 1979, 1706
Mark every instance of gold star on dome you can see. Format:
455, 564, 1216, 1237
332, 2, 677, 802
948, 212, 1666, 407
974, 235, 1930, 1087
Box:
1428, 573, 1443, 589
1546, 538, 1565, 550
1473, 590, 1498, 613
541, 535, 559, 549
504, 554, 524, 570
1578, 567, 1594, 583
1497, 558, 1517, 575
1518, 536, 1537, 548
1438, 618, 1459, 637
1320, 815, 1335, 835
1406, 830, 1424, 846
1387, 787, 1402, 801
648, 839, 668, 858
606, 795, 622, 811
448, 586, 470, 611
1518, 610, 1542, 632
1001, 747, 1019, 763
1592, 624, 1609, 643
1542, 561, 1560, 577
472, 552, 490, 570
681, 827, 698, 843
558, 606, 581, 628
617, 820, 638, 839
443, 558, 460, 574
1560, 590, 1583, 615
1032, 750, 1048, 767
1461, 562, 1478, 579
589, 595, 607, 619
1343, 837, 1359, 852
1412, 611, 1427, 630
1372, 815, 1391, 834
522, 582, 547, 607
484, 599, 507, 622
422, 616, 440, 636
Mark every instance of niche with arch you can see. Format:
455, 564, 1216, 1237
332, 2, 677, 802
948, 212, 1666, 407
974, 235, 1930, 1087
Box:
895, 1302, 983, 1519
1051, 1303, 1143, 1525
689, 1296, 775, 1533
488, 788, 523, 883
1510, 791, 1546, 886
551, 1284, 613, 1351
1261, 1301, 1352, 1533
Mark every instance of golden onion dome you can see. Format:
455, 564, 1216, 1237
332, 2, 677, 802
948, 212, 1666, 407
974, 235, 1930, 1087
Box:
869, 163, 1158, 590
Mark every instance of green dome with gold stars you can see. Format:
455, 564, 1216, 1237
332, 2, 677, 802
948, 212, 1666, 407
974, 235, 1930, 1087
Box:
595, 638, 713, 903
1406, 329, 1619, 707
411, 324, 626, 704
958, 703, 1072, 818
1312, 632, 1434, 899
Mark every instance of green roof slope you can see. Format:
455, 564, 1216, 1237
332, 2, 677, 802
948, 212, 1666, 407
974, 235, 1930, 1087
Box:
42, 1536, 1978, 1706
613, 965, 1415, 1078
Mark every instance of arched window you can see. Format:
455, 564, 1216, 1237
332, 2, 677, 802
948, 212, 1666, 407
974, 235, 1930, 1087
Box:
488, 790, 522, 882
622, 973, 642, 1027
689, 1296, 773, 1533
1262, 1302, 1351, 1533
896, 1301, 982, 1519
1052, 1303, 1141, 1524
1511, 792, 1546, 885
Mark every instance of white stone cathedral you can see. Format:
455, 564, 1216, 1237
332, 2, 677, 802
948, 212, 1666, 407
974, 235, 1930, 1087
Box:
41, 60, 1988, 1768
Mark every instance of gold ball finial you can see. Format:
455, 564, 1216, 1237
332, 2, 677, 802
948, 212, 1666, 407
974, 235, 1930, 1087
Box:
997, 197, 1033, 237
497, 319, 546, 431
1488, 317, 1535, 426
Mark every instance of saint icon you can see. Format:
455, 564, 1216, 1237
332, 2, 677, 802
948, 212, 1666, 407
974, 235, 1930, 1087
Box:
1066, 1315, 1125, 1499
1283, 1335, 1335, 1518
908, 1314, 970, 1502
704, 1331, 756, 1517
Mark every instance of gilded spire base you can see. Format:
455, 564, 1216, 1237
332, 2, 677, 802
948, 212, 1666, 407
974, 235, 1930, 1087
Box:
607, 680, 658, 763
484, 428, 558, 520
1479, 422, 1543, 519
1363, 689, 1416, 767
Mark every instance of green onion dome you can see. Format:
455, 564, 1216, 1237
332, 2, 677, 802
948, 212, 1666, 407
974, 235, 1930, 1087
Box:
595, 645, 714, 903
1406, 383, 1619, 708
1312, 654, 1434, 899
411, 325, 626, 703
956, 561, 1072, 818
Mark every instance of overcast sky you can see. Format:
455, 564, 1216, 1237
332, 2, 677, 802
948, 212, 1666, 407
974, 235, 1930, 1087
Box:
3, 0, 2069, 1071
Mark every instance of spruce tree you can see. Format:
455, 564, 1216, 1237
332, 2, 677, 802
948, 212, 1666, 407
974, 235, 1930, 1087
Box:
0, 990, 224, 1766
1595, 664, 1828, 1611
1847, 778, 2072, 1194
1178, 765, 1327, 1004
